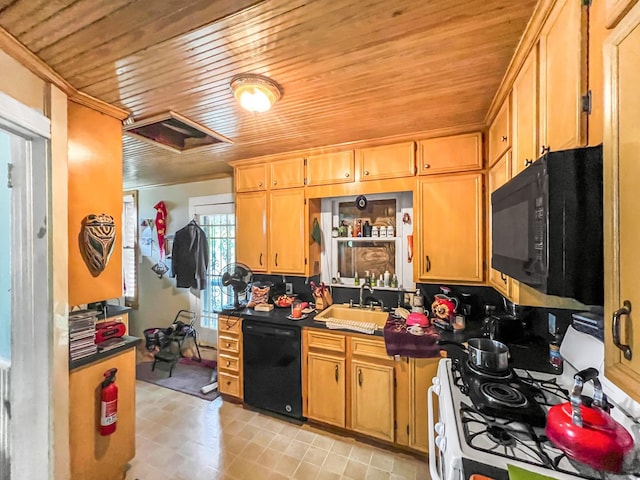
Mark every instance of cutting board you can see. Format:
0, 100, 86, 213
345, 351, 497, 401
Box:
507, 464, 558, 480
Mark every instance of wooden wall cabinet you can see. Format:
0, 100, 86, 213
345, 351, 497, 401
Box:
603, 2, 640, 403
235, 163, 267, 192
417, 132, 483, 175
538, 0, 588, 154
415, 173, 484, 283
488, 101, 511, 167
269, 188, 306, 273
356, 142, 416, 181
488, 151, 516, 299
605, 0, 640, 28
235, 191, 268, 272
217, 315, 243, 399
67, 101, 123, 306
269, 157, 305, 189
512, 47, 539, 176
305, 151, 355, 186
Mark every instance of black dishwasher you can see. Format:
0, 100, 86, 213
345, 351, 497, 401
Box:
242, 320, 303, 419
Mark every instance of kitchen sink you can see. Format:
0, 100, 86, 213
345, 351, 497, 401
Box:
313, 304, 389, 328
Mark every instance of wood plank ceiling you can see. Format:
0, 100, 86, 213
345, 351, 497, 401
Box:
0, 0, 537, 189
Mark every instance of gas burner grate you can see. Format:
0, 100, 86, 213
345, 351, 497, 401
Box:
459, 403, 602, 480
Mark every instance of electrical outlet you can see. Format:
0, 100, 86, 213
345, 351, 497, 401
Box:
285, 282, 293, 294
548, 313, 557, 335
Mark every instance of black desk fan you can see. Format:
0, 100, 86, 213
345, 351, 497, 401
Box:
219, 262, 252, 310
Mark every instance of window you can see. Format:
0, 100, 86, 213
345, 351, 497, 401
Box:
122, 191, 138, 308
189, 194, 234, 345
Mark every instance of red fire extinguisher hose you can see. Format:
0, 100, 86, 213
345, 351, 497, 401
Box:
100, 368, 118, 436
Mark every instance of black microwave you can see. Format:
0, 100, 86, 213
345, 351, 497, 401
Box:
491, 145, 603, 305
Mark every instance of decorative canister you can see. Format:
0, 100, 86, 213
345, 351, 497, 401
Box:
371, 226, 379, 237
379, 226, 387, 237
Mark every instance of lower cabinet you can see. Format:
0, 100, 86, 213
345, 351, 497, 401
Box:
217, 315, 243, 399
351, 359, 395, 442
307, 351, 346, 427
303, 328, 438, 451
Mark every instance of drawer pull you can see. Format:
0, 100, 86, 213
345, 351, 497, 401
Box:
275, 253, 278, 267
525, 159, 533, 167
500, 273, 507, 284
423, 164, 430, 169
426, 255, 431, 272
613, 300, 633, 360
259, 252, 263, 266
540, 145, 550, 155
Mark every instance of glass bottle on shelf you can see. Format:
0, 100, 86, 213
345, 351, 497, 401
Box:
354, 271, 360, 286
391, 274, 398, 288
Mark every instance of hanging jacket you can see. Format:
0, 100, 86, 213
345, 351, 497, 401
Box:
171, 220, 209, 289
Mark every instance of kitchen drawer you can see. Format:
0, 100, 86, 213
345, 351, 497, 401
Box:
218, 372, 241, 397
307, 330, 346, 353
219, 316, 242, 335
350, 336, 389, 361
218, 353, 240, 373
218, 335, 240, 355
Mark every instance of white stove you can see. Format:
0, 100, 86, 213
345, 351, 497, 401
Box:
428, 327, 640, 480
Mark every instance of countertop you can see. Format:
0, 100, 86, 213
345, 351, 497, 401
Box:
69, 335, 141, 371
223, 306, 560, 373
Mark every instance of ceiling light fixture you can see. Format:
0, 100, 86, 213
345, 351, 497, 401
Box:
230, 73, 283, 113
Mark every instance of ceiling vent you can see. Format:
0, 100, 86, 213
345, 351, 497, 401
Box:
123, 111, 232, 153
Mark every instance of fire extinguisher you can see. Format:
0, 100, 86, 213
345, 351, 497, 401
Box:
100, 368, 118, 436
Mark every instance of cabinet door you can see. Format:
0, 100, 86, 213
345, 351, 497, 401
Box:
488, 151, 512, 297
605, 0, 640, 28
269, 188, 306, 273
236, 164, 267, 192
356, 142, 415, 181
409, 358, 439, 453
539, 0, 587, 153
604, 4, 640, 402
270, 157, 305, 189
416, 173, 484, 282
351, 360, 394, 442
512, 47, 539, 176
488, 100, 511, 167
306, 151, 355, 186
307, 352, 346, 428
236, 192, 268, 272
417, 133, 482, 175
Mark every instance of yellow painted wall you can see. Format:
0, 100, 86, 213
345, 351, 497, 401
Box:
0, 50, 45, 113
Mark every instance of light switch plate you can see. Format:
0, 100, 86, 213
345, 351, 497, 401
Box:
285, 282, 293, 294
548, 313, 556, 335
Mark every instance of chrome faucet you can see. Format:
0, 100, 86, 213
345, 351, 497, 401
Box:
359, 281, 373, 308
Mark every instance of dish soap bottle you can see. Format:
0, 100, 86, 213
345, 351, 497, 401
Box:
354, 271, 360, 286
384, 270, 391, 287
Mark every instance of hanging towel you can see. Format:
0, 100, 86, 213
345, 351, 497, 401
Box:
311, 218, 322, 245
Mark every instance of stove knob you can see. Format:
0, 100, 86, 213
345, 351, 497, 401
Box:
432, 383, 441, 395
435, 422, 445, 436
435, 435, 447, 452
432, 377, 440, 386
460, 384, 469, 395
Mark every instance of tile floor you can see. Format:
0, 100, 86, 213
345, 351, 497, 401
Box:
126, 381, 430, 480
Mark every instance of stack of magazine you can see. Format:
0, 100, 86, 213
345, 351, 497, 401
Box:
69, 310, 98, 360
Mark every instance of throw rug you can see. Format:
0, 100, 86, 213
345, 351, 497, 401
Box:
136, 357, 219, 401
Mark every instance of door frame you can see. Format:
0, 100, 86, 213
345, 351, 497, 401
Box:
0, 91, 53, 479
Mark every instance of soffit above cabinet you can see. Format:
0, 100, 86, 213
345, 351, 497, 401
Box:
0, 0, 536, 189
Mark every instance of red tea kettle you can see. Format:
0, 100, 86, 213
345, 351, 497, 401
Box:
545, 367, 634, 473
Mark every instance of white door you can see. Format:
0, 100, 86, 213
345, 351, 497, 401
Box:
0, 93, 52, 479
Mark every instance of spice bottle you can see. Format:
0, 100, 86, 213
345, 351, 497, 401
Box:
384, 270, 391, 287
549, 330, 563, 370
391, 273, 398, 288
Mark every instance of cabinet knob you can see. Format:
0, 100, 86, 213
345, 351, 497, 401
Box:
345, 172, 350, 178
226, 343, 231, 348
272, 180, 277, 185
363, 170, 370, 176
226, 380, 231, 386
226, 361, 231, 367
501, 135, 507, 142
258, 182, 263, 187
540, 145, 550, 155
524, 159, 533, 167
423, 164, 430, 169
500, 273, 507, 284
